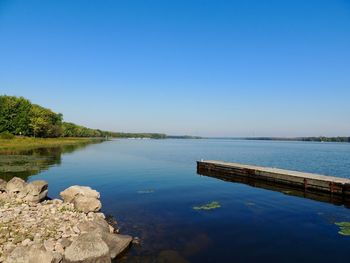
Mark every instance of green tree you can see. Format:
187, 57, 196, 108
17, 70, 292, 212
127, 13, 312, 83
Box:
0, 95, 32, 135
29, 104, 62, 137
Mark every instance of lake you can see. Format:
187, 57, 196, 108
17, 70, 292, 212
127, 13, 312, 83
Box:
2, 139, 350, 262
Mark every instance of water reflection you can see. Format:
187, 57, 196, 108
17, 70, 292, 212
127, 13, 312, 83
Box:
197, 167, 350, 208
0, 143, 95, 181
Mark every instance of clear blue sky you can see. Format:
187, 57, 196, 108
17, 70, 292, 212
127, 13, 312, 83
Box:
1, 0, 350, 137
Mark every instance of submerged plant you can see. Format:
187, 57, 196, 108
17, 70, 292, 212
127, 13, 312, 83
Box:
335, 222, 350, 236
193, 201, 221, 211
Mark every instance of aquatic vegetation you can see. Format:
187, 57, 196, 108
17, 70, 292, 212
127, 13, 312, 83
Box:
193, 201, 221, 211
0, 155, 52, 181
0, 155, 48, 172
137, 189, 155, 194
0, 137, 103, 153
335, 222, 350, 236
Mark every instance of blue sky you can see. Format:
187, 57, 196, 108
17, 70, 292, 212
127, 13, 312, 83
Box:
1, 0, 350, 137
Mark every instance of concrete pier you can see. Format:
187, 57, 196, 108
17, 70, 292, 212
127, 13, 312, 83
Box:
197, 160, 350, 199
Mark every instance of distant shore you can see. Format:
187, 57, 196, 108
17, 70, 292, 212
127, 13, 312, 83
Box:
208, 137, 350, 143
243, 137, 350, 143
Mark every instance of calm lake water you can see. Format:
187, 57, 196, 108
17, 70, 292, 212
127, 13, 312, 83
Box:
2, 139, 350, 262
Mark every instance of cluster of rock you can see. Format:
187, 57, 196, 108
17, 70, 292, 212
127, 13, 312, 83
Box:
2, 177, 48, 203
0, 177, 132, 263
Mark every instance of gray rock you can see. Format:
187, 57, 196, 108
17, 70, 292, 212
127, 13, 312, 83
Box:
18, 180, 48, 203
60, 186, 100, 203
0, 178, 7, 191
25, 180, 48, 196
5, 244, 55, 263
43, 240, 55, 252
6, 177, 26, 194
52, 252, 63, 263
21, 239, 31, 246
59, 238, 72, 249
73, 196, 102, 213
77, 219, 131, 259
32, 246, 55, 263
100, 232, 132, 259
24, 189, 48, 203
77, 218, 110, 234
4, 246, 28, 263
63, 232, 110, 263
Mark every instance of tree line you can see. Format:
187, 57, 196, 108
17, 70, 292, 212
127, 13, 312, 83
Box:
0, 95, 167, 139
301, 137, 350, 143
245, 137, 350, 143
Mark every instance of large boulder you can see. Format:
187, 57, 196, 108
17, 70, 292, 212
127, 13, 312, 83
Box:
77, 219, 132, 259
6, 177, 26, 194
77, 218, 110, 234
0, 178, 7, 192
73, 196, 101, 213
19, 180, 48, 203
60, 186, 100, 203
60, 186, 101, 213
63, 232, 111, 263
5, 244, 55, 263
100, 232, 132, 259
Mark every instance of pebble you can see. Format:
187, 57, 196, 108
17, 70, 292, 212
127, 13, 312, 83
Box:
72, 226, 80, 234
0, 185, 125, 262
60, 237, 71, 248
21, 238, 31, 246
44, 240, 55, 251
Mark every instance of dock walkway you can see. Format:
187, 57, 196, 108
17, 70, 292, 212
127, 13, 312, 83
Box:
197, 160, 350, 196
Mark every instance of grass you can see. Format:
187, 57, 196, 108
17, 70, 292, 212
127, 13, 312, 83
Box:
0, 136, 104, 153
58, 206, 76, 213
193, 201, 221, 211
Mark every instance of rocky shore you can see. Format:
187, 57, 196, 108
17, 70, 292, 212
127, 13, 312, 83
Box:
0, 177, 132, 262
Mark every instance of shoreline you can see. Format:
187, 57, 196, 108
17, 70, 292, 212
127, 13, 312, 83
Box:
0, 178, 132, 262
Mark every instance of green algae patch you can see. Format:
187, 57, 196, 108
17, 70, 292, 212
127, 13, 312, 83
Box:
193, 201, 221, 211
335, 222, 350, 236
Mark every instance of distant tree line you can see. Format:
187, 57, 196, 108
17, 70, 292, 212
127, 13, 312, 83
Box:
300, 137, 350, 143
166, 135, 202, 139
245, 137, 350, 143
0, 95, 167, 139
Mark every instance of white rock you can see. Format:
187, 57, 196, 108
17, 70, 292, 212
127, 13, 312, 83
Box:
5, 245, 55, 263
60, 186, 100, 203
44, 240, 55, 252
73, 196, 102, 213
21, 239, 31, 246
100, 232, 132, 259
6, 177, 26, 194
63, 232, 110, 263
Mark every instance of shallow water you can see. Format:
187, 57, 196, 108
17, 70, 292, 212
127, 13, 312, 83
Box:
3, 139, 350, 262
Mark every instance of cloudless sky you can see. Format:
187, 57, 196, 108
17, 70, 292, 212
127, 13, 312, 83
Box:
1, 0, 350, 137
